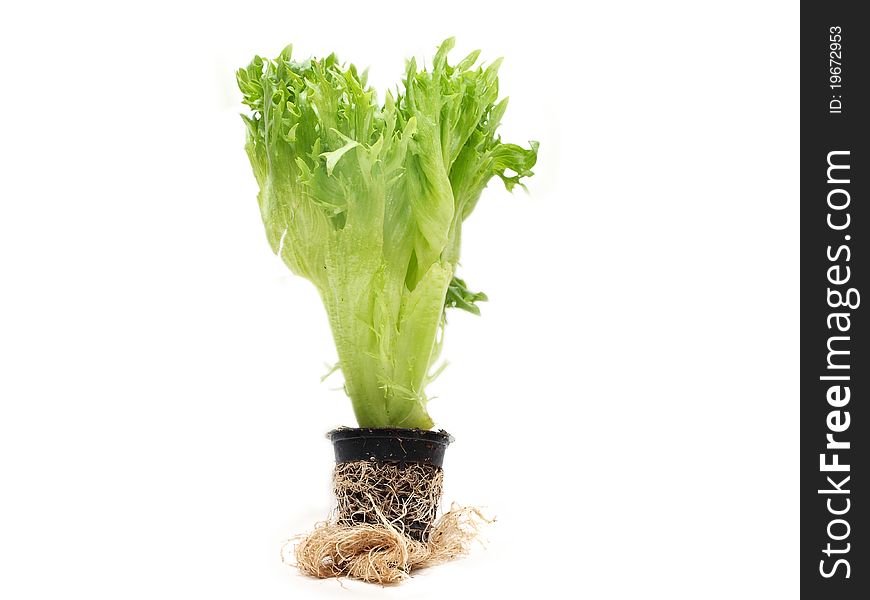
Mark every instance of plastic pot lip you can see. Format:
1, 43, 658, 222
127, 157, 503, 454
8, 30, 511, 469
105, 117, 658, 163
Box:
326, 427, 454, 445
327, 426, 454, 467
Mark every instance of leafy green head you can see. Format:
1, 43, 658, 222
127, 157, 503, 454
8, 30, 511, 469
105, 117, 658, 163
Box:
237, 38, 537, 428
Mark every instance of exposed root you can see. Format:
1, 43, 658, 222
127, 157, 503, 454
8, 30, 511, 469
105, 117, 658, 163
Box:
292, 504, 490, 584
288, 460, 490, 584
333, 461, 443, 541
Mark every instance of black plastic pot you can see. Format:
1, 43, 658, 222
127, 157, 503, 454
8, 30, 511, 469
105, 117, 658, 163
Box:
327, 427, 454, 467
327, 427, 454, 541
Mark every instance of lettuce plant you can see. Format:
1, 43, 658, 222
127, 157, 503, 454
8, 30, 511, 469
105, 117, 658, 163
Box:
237, 39, 537, 429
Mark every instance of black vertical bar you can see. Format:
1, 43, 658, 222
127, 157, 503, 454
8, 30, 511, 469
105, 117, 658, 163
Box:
801, 3, 868, 598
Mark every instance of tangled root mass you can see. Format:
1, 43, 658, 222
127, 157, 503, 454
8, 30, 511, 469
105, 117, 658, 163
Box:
290, 461, 489, 584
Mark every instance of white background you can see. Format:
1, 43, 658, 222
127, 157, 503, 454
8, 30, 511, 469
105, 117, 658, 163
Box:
0, 1, 799, 598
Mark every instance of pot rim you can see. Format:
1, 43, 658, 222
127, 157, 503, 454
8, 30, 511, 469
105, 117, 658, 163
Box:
327, 426, 454, 445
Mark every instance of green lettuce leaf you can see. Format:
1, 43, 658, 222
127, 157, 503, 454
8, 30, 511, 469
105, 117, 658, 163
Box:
238, 38, 537, 428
